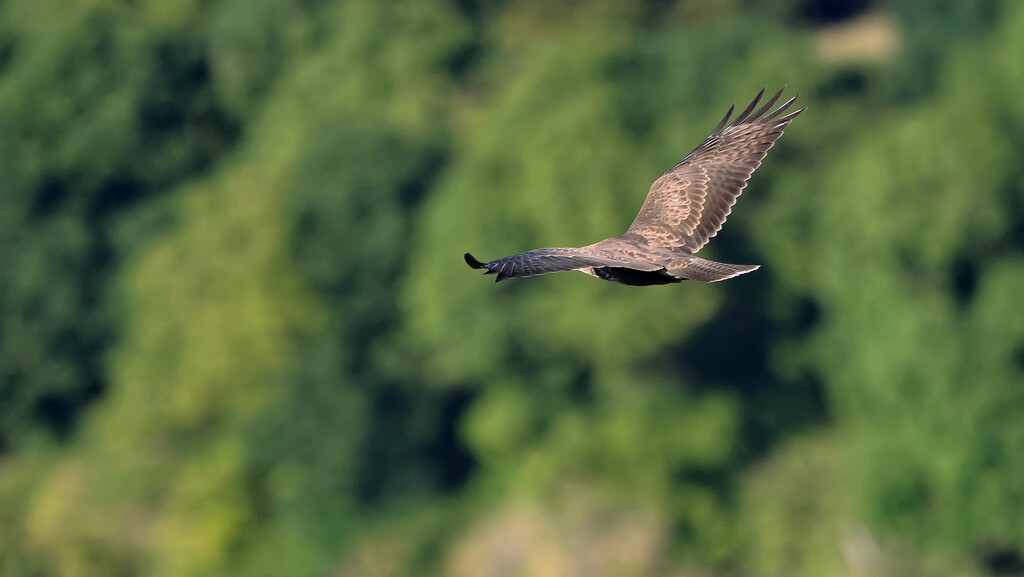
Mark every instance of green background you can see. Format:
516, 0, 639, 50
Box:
1, 0, 1022, 575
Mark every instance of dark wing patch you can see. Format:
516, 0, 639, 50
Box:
632, 87, 804, 252
592, 266, 681, 286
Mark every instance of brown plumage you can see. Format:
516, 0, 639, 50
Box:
465, 87, 804, 285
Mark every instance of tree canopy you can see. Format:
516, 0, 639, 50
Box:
1, 0, 1021, 575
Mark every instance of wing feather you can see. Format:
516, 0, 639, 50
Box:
625, 166, 708, 248
628, 88, 804, 252
465, 248, 662, 283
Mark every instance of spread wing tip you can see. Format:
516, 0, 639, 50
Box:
732, 86, 766, 126
714, 87, 801, 135
775, 106, 806, 125
728, 87, 801, 128
464, 253, 487, 269
465, 252, 511, 282
712, 103, 736, 135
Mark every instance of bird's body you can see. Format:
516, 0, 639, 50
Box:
465, 88, 804, 285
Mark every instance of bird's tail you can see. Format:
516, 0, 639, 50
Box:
668, 256, 759, 282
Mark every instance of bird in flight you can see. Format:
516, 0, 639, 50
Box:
465, 87, 803, 286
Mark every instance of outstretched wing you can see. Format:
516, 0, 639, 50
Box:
627, 87, 804, 252
465, 248, 662, 283
624, 165, 709, 250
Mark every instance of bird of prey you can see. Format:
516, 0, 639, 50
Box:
465, 87, 803, 286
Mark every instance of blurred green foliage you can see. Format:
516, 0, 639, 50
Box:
1, 0, 1022, 575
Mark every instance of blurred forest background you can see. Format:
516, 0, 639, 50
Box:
2, 0, 1023, 575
